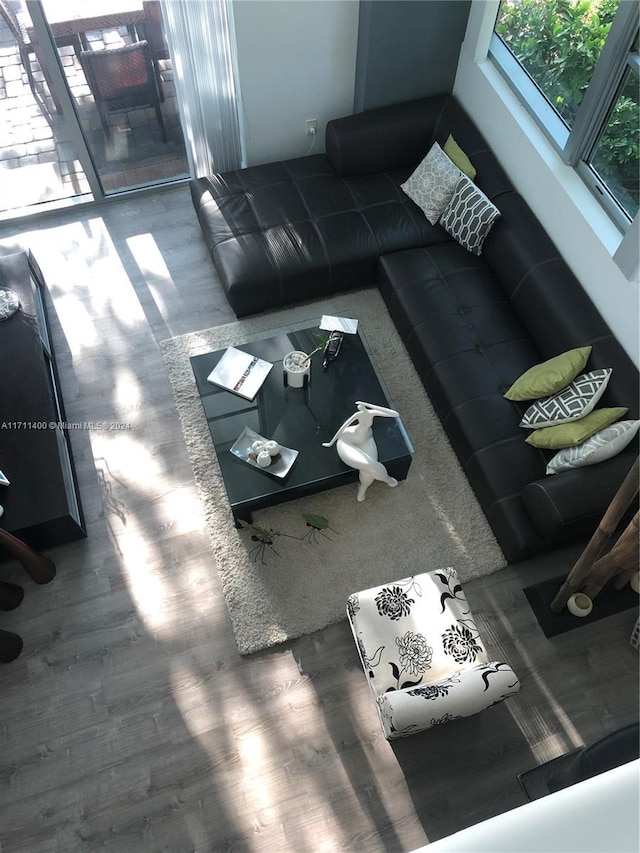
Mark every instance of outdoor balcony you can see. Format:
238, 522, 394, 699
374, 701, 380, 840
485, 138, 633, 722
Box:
0, 3, 188, 215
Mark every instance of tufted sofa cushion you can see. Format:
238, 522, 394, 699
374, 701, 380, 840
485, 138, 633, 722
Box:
191, 154, 447, 316
377, 213, 639, 560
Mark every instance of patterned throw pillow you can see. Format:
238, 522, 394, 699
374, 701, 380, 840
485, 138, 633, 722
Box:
546, 420, 640, 475
439, 175, 500, 255
520, 369, 612, 428
401, 143, 463, 225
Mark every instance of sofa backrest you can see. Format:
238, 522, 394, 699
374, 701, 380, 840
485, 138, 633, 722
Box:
483, 191, 639, 416
326, 95, 449, 177
325, 94, 514, 202
430, 96, 514, 202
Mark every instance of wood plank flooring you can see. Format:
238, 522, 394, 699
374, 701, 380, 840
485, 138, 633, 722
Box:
0, 187, 637, 853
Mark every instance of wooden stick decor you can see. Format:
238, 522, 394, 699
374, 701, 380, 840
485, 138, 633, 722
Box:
550, 457, 639, 614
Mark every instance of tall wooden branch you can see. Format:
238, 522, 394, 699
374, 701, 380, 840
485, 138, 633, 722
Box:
550, 457, 639, 613
582, 511, 639, 599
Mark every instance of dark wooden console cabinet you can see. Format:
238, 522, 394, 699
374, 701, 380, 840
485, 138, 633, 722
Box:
0, 251, 86, 552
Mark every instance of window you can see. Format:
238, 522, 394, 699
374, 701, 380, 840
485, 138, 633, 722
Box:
490, 0, 639, 230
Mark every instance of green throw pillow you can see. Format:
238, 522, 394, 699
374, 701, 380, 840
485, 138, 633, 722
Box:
444, 135, 477, 180
525, 407, 628, 450
504, 346, 592, 401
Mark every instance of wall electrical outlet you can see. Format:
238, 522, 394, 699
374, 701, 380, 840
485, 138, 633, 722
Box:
305, 119, 318, 136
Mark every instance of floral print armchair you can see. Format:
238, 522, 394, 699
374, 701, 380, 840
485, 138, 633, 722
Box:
347, 567, 520, 739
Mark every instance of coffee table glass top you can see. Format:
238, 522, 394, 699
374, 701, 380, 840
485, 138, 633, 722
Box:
190, 320, 413, 518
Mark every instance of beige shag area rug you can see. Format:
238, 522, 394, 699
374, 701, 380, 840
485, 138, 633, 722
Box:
160, 288, 506, 655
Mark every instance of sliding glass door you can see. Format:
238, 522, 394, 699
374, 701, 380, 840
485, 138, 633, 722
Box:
0, 0, 89, 211
0, 0, 188, 215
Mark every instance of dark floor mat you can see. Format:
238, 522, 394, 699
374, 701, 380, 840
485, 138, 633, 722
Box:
524, 574, 639, 638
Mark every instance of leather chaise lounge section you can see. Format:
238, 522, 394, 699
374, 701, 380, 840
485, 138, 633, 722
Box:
190, 94, 639, 563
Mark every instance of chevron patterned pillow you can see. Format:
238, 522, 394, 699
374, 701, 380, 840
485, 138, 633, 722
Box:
439, 175, 500, 255
520, 369, 612, 428
546, 420, 640, 475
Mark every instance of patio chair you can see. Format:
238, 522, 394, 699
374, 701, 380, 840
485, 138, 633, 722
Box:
140, 0, 169, 99
141, 1, 169, 60
80, 40, 167, 142
0, 0, 81, 93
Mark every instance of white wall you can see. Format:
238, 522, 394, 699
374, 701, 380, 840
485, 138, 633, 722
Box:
232, 0, 359, 166
413, 760, 640, 853
454, 1, 639, 366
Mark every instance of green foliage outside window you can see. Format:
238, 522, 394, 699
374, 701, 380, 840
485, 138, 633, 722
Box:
496, 0, 638, 218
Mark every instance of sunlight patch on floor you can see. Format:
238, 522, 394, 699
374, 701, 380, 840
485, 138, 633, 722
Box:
495, 600, 585, 758
113, 364, 143, 412
126, 233, 176, 322
54, 293, 99, 351
35, 220, 149, 356
530, 730, 582, 765
426, 491, 473, 564
89, 432, 189, 634
113, 512, 172, 633
92, 432, 162, 486
91, 432, 205, 539
160, 486, 206, 534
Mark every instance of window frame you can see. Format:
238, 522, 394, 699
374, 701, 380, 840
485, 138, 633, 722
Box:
489, 0, 639, 232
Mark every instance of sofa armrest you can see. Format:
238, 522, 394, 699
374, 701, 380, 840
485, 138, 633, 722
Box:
521, 453, 638, 541
325, 94, 450, 177
376, 662, 520, 740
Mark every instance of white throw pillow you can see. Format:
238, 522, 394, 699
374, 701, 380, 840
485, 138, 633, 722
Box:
546, 420, 640, 475
439, 175, 501, 255
520, 369, 612, 428
401, 143, 463, 225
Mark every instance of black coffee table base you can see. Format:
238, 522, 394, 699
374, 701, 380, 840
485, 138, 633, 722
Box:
231, 452, 412, 526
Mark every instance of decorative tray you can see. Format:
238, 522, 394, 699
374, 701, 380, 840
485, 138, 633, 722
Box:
230, 427, 298, 479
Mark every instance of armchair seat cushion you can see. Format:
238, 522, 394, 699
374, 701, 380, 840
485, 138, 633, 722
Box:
348, 567, 488, 696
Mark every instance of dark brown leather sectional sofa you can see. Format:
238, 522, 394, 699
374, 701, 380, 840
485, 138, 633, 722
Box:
190, 94, 639, 563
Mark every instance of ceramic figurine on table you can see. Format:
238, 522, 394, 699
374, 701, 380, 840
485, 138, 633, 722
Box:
322, 401, 399, 501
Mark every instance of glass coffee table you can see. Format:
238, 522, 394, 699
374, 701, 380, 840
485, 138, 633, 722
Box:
190, 320, 413, 524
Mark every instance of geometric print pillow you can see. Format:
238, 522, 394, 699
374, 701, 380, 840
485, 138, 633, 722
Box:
520, 369, 612, 428
401, 142, 464, 226
439, 174, 501, 255
546, 419, 640, 475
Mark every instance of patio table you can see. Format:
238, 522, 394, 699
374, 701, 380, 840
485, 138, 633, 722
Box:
36, 0, 145, 44
26, 0, 145, 65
